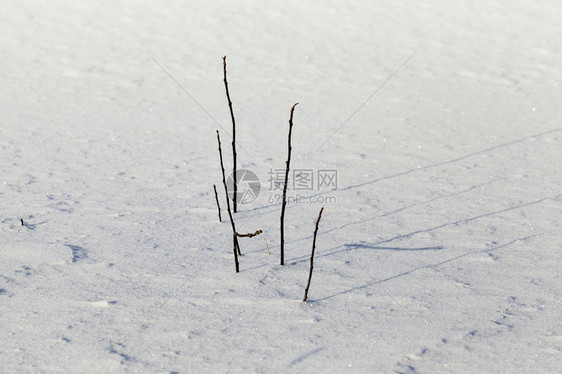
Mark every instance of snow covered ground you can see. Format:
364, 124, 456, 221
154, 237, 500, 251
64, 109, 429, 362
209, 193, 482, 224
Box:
1, 0, 561, 372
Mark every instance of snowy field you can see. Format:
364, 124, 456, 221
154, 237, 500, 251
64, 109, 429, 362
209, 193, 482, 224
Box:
1, 0, 561, 372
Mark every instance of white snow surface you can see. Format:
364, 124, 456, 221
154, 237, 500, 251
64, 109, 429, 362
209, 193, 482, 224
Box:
1, 0, 561, 373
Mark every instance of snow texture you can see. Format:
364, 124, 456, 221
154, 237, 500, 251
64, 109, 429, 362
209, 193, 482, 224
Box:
1, 0, 561, 373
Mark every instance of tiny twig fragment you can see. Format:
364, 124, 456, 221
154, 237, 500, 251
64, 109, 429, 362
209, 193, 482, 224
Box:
235, 230, 263, 238
264, 233, 270, 256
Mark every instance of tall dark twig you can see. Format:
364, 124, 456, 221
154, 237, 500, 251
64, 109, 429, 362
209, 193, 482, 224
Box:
303, 207, 324, 302
222, 56, 237, 213
280, 103, 298, 265
213, 184, 222, 222
217, 130, 241, 272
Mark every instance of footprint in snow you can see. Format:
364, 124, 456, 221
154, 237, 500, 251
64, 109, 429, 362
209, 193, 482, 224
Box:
65, 244, 87, 263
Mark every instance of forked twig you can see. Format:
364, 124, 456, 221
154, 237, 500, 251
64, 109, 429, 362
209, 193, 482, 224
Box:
217, 130, 241, 272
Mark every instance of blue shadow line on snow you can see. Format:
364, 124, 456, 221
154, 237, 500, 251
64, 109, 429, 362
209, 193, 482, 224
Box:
24, 221, 47, 230
240, 243, 442, 273
287, 347, 325, 369
311, 235, 539, 303
344, 243, 444, 251
239, 127, 562, 214
240, 194, 555, 273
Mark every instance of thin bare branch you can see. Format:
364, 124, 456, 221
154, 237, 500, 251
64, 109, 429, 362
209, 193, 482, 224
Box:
304, 207, 324, 302
213, 184, 222, 223
223, 56, 238, 213
280, 103, 298, 265
217, 130, 241, 272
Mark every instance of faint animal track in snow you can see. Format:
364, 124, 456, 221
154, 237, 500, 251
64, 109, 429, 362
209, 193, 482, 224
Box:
65, 244, 88, 263
46, 193, 79, 213
486, 249, 499, 261
15, 265, 33, 276
395, 363, 419, 374
107, 342, 134, 363
492, 320, 514, 330
54, 201, 74, 213
395, 346, 428, 373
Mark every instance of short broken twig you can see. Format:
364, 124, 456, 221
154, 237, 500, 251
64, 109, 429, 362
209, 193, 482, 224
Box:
235, 230, 263, 238
213, 184, 222, 222
303, 207, 324, 302
264, 233, 270, 255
